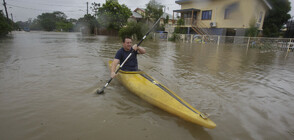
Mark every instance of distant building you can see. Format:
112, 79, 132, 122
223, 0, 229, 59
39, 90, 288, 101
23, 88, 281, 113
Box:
173, 0, 272, 36
285, 18, 294, 38
134, 8, 146, 17
129, 8, 177, 26
128, 8, 144, 23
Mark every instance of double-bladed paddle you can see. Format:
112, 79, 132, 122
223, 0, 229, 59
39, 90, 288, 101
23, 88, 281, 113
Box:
97, 17, 161, 94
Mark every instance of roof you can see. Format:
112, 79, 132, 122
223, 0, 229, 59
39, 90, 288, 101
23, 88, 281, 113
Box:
131, 11, 142, 18
134, 8, 145, 12
175, 0, 272, 10
262, 0, 272, 10
175, 0, 191, 4
173, 8, 200, 13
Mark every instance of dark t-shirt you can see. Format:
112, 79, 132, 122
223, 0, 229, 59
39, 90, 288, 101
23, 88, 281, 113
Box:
114, 47, 138, 71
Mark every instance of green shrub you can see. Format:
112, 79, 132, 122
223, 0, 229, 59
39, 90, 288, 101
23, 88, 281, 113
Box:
168, 33, 179, 41
177, 18, 184, 25
246, 18, 258, 37
245, 25, 258, 37
174, 27, 186, 34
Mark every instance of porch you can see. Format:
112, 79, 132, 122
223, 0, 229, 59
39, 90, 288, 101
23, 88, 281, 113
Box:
173, 8, 199, 27
172, 8, 213, 38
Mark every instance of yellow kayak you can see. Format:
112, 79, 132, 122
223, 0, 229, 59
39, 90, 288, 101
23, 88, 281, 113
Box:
109, 60, 216, 129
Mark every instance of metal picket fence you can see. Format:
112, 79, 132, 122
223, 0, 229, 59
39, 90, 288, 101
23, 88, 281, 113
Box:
153, 33, 294, 53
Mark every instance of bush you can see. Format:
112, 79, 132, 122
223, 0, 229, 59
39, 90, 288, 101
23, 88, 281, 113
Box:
245, 25, 258, 37
245, 18, 259, 37
174, 27, 186, 34
177, 18, 184, 25
156, 24, 165, 31
168, 33, 180, 41
173, 18, 186, 34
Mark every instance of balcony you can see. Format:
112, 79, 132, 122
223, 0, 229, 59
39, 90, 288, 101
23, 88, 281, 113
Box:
172, 8, 200, 27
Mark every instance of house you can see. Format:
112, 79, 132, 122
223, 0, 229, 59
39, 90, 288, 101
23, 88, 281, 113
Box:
173, 0, 272, 36
128, 11, 143, 23
285, 18, 294, 38
129, 8, 177, 27
134, 8, 146, 17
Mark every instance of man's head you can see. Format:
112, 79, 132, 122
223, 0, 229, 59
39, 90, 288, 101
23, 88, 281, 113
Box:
122, 36, 132, 51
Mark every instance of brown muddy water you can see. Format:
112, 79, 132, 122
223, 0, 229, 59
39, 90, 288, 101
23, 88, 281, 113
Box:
0, 31, 294, 140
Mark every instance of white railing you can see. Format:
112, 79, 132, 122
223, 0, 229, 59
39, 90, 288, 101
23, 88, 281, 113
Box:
153, 33, 294, 53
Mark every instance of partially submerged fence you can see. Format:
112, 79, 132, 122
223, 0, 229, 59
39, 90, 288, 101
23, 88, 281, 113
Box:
153, 33, 294, 53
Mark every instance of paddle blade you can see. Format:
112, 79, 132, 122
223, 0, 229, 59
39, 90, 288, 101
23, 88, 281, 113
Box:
97, 88, 105, 94
97, 78, 112, 94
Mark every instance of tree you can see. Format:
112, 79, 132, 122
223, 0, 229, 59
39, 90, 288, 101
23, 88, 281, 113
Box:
29, 19, 42, 30
37, 11, 67, 31
76, 14, 99, 34
0, 11, 13, 36
164, 15, 169, 24
145, 0, 163, 21
263, 0, 291, 37
94, 0, 131, 31
56, 21, 73, 32
145, 0, 164, 31
38, 13, 56, 31
119, 21, 148, 40
16, 18, 40, 31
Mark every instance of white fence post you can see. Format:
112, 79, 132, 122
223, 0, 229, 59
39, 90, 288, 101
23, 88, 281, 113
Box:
246, 37, 251, 55
217, 36, 220, 46
247, 37, 251, 49
287, 38, 292, 52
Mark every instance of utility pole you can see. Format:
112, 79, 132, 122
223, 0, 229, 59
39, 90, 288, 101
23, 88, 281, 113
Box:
3, 0, 9, 20
86, 2, 88, 15
10, 13, 13, 22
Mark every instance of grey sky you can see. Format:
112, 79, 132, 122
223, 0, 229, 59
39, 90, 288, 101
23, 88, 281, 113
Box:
1, 0, 294, 22
0, 0, 180, 22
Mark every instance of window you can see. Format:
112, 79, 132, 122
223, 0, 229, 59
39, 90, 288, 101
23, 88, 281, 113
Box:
224, 8, 232, 19
224, 2, 239, 19
258, 11, 263, 23
201, 10, 212, 20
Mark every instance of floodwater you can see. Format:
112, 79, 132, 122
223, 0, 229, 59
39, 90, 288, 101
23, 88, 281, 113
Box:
0, 31, 294, 140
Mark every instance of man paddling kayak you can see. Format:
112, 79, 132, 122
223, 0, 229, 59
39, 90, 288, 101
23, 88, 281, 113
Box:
97, 18, 160, 94
111, 37, 146, 78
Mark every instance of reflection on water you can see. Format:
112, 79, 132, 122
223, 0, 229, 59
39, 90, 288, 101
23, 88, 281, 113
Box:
0, 32, 294, 140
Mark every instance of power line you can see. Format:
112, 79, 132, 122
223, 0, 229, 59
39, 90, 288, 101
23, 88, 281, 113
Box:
7, 3, 84, 13
9, 0, 85, 8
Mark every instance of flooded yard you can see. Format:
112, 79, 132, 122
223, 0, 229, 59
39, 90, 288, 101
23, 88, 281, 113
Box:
0, 31, 294, 140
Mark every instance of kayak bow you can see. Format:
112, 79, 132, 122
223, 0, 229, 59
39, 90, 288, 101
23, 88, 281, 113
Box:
109, 60, 216, 129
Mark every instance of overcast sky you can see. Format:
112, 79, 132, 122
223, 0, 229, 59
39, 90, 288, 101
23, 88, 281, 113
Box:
0, 0, 180, 22
1, 0, 294, 22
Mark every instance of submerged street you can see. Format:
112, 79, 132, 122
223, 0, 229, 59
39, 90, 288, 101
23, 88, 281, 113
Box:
0, 31, 294, 140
